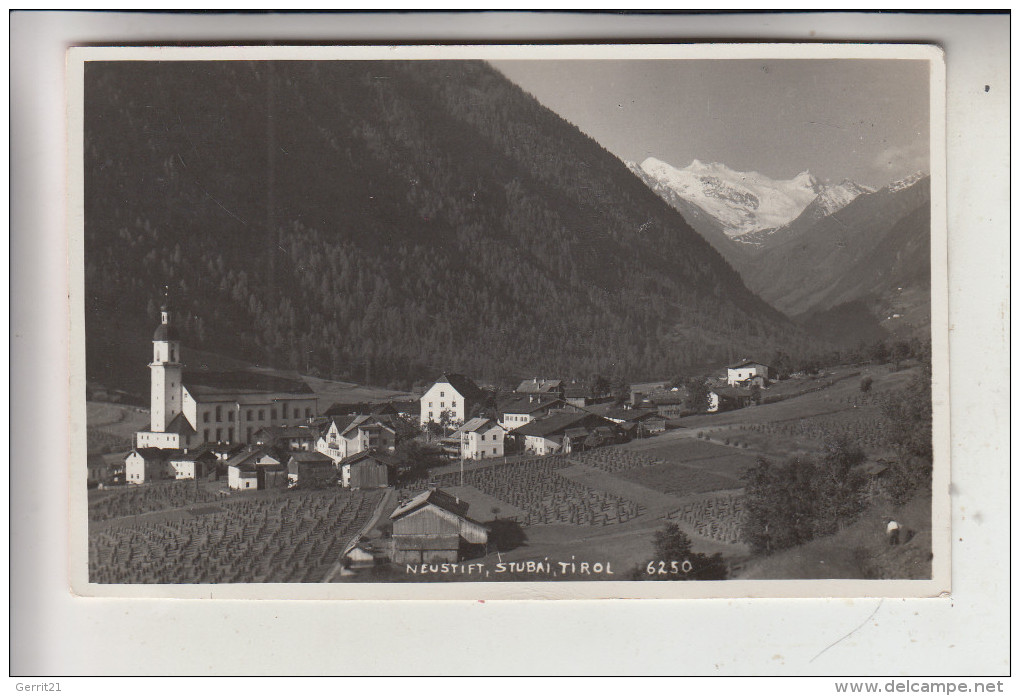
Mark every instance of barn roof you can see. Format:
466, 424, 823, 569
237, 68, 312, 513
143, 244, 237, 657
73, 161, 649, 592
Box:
390, 488, 470, 521
182, 370, 314, 401
338, 449, 401, 468
727, 359, 770, 370
498, 396, 564, 415
511, 411, 610, 438
288, 451, 334, 464
224, 446, 279, 469
600, 407, 660, 422
170, 443, 218, 462
515, 378, 563, 394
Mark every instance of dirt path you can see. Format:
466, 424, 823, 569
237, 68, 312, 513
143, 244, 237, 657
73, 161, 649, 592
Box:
322, 487, 393, 582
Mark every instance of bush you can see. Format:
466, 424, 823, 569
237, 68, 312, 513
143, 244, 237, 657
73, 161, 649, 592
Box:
860, 376, 873, 393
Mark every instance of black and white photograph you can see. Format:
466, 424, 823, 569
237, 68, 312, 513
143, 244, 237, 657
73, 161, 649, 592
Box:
70, 44, 949, 598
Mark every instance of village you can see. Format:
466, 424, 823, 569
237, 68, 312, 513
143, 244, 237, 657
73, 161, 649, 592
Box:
86, 298, 909, 583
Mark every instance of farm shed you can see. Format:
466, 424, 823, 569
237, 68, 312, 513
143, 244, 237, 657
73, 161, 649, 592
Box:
390, 489, 489, 564
287, 451, 338, 488
341, 450, 396, 489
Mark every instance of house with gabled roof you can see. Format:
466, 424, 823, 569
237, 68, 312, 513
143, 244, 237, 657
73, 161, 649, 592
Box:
497, 395, 567, 430
419, 373, 486, 428
226, 447, 286, 490
515, 378, 564, 397
727, 359, 771, 387
168, 444, 219, 480
390, 489, 489, 565
315, 414, 396, 464
125, 447, 177, 484
457, 417, 506, 460
510, 411, 618, 456
253, 424, 319, 452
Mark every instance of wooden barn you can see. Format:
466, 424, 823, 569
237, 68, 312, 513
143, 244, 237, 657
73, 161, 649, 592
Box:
287, 451, 338, 488
390, 489, 489, 565
341, 450, 396, 489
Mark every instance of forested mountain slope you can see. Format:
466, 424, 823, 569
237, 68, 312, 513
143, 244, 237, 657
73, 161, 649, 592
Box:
84, 60, 825, 393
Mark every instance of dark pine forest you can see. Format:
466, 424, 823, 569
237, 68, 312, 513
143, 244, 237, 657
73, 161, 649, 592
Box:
84, 60, 828, 394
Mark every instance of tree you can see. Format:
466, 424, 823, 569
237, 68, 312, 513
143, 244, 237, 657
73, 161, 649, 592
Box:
685, 377, 710, 413
741, 456, 818, 555
640, 523, 727, 580
880, 356, 933, 501
611, 378, 631, 405
812, 435, 867, 535
859, 376, 873, 393
592, 375, 611, 399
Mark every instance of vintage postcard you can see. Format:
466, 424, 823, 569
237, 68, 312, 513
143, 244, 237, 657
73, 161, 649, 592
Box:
68, 43, 949, 599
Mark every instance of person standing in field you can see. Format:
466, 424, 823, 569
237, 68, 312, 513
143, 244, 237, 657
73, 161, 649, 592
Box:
886, 519, 901, 546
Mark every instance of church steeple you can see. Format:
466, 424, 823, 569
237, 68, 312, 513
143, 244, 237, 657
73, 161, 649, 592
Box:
149, 286, 183, 433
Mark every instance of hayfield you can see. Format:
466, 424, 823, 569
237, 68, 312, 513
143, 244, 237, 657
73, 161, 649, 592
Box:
618, 462, 742, 497
88, 487, 383, 583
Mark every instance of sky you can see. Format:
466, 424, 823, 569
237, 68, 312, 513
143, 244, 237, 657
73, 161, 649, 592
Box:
491, 59, 930, 188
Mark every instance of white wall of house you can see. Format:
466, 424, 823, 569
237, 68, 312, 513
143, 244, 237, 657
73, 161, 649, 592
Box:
500, 412, 538, 430
523, 434, 561, 456
170, 459, 196, 480
420, 382, 466, 426
227, 466, 257, 490
707, 392, 720, 413
727, 364, 767, 386
461, 424, 505, 460
135, 431, 181, 450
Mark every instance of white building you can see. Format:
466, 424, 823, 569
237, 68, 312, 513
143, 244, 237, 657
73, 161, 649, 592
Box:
124, 448, 173, 484
498, 396, 565, 431
315, 415, 396, 466
419, 373, 485, 427
458, 417, 505, 460
135, 297, 319, 450
726, 360, 771, 387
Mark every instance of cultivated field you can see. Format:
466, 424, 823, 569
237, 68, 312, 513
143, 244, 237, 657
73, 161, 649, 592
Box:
88, 484, 383, 583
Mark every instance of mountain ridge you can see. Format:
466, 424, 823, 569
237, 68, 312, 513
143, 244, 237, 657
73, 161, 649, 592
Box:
84, 60, 828, 394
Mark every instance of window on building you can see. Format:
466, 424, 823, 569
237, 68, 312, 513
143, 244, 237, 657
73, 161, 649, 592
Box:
305, 408, 311, 418
203, 412, 210, 423
440, 402, 444, 408
246, 427, 252, 441
246, 411, 252, 421
271, 408, 277, 420
259, 409, 265, 420
228, 428, 234, 441
216, 406, 222, 422
480, 434, 485, 441
282, 404, 288, 419
440, 391, 445, 398
203, 429, 209, 441
493, 448, 497, 455
216, 428, 223, 441
228, 411, 234, 422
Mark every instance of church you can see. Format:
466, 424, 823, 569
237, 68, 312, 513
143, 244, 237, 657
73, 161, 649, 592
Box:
135, 300, 319, 450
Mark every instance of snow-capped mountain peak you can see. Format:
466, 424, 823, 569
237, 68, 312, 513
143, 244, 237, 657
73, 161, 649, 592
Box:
636, 157, 822, 237
812, 179, 875, 217
887, 171, 927, 192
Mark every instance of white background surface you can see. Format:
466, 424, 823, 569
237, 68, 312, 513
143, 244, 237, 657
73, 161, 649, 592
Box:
9, 11, 1011, 675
